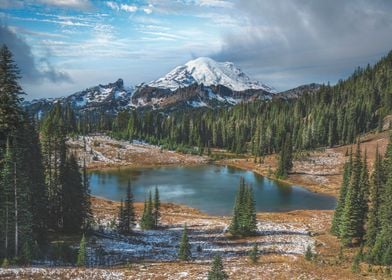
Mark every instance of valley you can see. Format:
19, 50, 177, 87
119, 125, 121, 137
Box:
1, 7, 392, 278
2, 130, 388, 279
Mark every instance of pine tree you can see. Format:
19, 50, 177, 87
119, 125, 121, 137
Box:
0, 45, 24, 144
228, 179, 244, 236
243, 185, 257, 236
352, 251, 361, 273
305, 245, 313, 261
365, 148, 383, 248
340, 142, 363, 246
276, 141, 287, 178
331, 152, 352, 236
82, 159, 92, 231
77, 234, 87, 267
62, 154, 85, 233
140, 192, 154, 230
276, 133, 293, 179
153, 186, 160, 228
207, 255, 228, 280
178, 224, 191, 261
370, 160, 392, 265
357, 151, 369, 243
124, 179, 135, 233
229, 178, 257, 237
249, 243, 259, 264
0, 139, 14, 258
117, 199, 125, 233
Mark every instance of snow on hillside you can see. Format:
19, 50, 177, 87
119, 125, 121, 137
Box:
148, 57, 274, 92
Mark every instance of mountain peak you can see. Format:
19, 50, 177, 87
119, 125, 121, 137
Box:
148, 57, 274, 92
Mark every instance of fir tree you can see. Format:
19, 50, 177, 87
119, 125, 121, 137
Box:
77, 234, 87, 267
140, 192, 154, 230
370, 162, 392, 265
276, 133, 293, 178
0, 139, 14, 258
365, 148, 384, 248
0, 45, 24, 142
178, 224, 191, 261
249, 243, 259, 264
305, 245, 313, 261
124, 179, 135, 233
61, 154, 86, 233
207, 255, 228, 280
243, 185, 257, 235
229, 178, 257, 237
340, 142, 363, 246
357, 151, 369, 243
331, 152, 352, 236
352, 251, 361, 273
82, 159, 92, 231
153, 186, 160, 228
117, 199, 125, 233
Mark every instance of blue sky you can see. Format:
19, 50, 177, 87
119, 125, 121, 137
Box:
1, 0, 392, 99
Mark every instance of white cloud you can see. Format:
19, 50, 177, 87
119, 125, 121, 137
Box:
198, 0, 233, 8
121, 4, 138, 13
106, 1, 119, 11
143, 7, 153, 14
213, 0, 392, 90
106, 2, 139, 13
37, 0, 92, 10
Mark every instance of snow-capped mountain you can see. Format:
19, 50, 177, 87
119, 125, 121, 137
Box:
148, 57, 274, 92
24, 79, 134, 116
25, 57, 284, 116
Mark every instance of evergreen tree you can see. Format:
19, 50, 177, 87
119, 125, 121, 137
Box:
81, 159, 92, 231
249, 243, 259, 264
243, 185, 257, 235
229, 178, 257, 237
0, 45, 24, 148
305, 245, 313, 261
352, 251, 361, 273
140, 192, 154, 230
124, 179, 135, 233
0, 139, 14, 258
370, 158, 392, 265
153, 186, 160, 228
76, 234, 87, 267
40, 104, 67, 231
331, 152, 352, 236
357, 151, 369, 243
62, 154, 86, 233
276, 133, 293, 178
365, 147, 383, 248
340, 142, 363, 246
207, 255, 228, 280
117, 199, 125, 233
178, 224, 191, 261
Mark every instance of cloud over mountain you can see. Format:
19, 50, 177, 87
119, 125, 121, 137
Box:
0, 25, 72, 84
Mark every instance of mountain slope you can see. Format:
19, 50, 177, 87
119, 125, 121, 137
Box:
148, 57, 274, 92
24, 79, 133, 116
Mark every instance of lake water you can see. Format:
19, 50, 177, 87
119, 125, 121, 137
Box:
89, 165, 336, 216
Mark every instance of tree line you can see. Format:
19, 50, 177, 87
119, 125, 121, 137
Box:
0, 45, 91, 264
332, 138, 392, 266
104, 50, 392, 158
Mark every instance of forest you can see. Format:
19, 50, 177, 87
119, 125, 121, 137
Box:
0, 45, 91, 265
1, 41, 392, 276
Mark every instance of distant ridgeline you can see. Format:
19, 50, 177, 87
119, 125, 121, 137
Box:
35, 51, 392, 157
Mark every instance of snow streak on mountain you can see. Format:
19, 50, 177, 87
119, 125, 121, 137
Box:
148, 57, 274, 92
